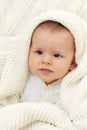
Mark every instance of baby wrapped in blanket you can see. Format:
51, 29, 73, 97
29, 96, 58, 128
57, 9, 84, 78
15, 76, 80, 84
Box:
20, 18, 77, 103
0, 10, 87, 130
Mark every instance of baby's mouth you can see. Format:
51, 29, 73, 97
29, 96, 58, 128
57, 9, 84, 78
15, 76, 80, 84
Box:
39, 68, 53, 74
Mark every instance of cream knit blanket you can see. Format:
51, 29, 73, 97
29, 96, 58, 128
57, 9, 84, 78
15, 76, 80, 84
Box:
0, 10, 87, 130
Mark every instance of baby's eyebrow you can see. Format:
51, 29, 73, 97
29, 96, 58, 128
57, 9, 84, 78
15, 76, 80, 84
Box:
34, 47, 43, 50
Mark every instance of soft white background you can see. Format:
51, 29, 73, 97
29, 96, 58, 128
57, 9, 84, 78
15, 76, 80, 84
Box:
0, 0, 87, 36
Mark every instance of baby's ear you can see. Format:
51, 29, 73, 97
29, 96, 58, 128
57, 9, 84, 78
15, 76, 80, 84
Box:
69, 58, 77, 71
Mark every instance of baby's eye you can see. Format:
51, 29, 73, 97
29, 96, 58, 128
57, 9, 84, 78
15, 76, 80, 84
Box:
54, 54, 60, 58
36, 50, 43, 55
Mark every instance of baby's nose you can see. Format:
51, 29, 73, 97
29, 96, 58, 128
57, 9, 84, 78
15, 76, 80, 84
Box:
42, 55, 52, 64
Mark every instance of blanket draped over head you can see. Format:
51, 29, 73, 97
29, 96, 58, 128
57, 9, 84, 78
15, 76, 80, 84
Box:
0, 10, 87, 130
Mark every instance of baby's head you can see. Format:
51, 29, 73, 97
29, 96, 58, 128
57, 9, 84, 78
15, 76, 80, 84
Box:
28, 20, 77, 85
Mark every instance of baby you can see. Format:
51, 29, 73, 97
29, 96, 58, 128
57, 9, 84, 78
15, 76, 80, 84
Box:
20, 20, 77, 103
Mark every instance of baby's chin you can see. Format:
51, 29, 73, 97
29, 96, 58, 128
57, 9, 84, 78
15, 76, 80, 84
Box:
44, 79, 59, 85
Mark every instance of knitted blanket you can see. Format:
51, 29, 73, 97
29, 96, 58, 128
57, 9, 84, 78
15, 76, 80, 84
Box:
0, 10, 87, 130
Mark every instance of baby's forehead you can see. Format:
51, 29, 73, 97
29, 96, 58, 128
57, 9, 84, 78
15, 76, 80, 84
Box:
31, 27, 75, 52
32, 21, 74, 43
32, 20, 75, 43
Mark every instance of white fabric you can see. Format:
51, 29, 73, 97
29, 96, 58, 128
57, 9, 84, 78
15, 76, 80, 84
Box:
0, 9, 87, 130
21, 73, 61, 103
1, 0, 87, 36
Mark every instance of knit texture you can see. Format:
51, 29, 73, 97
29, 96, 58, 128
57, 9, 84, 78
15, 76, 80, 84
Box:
1, 0, 87, 36
0, 9, 87, 130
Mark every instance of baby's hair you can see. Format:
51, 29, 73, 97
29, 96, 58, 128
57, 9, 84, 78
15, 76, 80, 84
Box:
34, 20, 69, 32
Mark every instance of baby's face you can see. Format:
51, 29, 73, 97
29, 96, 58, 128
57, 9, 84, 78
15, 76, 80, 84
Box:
29, 26, 75, 85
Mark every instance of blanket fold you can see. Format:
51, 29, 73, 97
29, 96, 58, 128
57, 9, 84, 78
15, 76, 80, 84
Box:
0, 102, 77, 130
